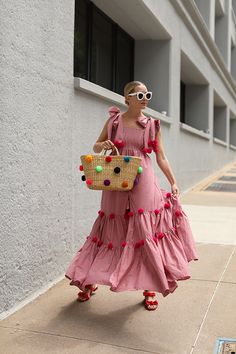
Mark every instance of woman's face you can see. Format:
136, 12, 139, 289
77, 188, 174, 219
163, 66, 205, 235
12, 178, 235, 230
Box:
126, 84, 150, 110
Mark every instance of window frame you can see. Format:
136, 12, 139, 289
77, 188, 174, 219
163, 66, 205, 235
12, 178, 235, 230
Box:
74, 0, 134, 94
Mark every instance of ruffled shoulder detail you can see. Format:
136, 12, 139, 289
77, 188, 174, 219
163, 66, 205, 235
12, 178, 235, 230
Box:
154, 119, 161, 133
108, 106, 120, 119
107, 106, 121, 140
137, 115, 150, 128
146, 117, 161, 146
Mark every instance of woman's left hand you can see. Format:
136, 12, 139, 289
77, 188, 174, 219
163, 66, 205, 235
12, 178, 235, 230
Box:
171, 183, 180, 197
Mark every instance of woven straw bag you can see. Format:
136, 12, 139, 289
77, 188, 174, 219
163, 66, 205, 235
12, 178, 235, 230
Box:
80, 147, 142, 191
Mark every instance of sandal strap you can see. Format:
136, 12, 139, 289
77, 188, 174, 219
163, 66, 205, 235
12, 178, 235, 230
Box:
78, 291, 89, 300
145, 299, 158, 305
143, 291, 156, 297
85, 284, 98, 292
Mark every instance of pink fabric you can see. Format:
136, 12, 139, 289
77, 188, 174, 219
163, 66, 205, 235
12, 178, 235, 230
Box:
65, 106, 198, 297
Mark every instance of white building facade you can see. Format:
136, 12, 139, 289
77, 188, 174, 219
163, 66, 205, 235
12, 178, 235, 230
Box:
1, 0, 236, 317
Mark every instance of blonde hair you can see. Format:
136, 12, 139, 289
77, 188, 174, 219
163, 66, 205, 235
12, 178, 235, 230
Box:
124, 81, 145, 105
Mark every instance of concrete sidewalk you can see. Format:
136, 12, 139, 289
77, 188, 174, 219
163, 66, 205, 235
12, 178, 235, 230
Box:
1, 162, 236, 354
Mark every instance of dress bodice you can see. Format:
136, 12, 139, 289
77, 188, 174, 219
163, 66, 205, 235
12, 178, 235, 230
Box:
122, 126, 145, 155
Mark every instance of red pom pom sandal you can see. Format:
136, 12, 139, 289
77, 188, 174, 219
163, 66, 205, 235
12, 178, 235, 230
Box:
143, 291, 158, 311
77, 284, 98, 302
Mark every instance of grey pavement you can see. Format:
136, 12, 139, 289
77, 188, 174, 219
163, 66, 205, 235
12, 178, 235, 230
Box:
1, 162, 236, 354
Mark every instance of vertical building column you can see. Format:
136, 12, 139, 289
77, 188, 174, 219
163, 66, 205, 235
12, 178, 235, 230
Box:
209, 0, 216, 38
209, 84, 214, 143
226, 106, 230, 147
194, 0, 216, 37
135, 39, 171, 114
215, 0, 231, 69
168, 35, 181, 122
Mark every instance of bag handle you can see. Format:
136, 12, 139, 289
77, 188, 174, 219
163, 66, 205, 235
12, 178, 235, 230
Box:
100, 146, 120, 156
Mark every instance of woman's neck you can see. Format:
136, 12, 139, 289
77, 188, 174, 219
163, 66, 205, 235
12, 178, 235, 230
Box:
124, 107, 144, 121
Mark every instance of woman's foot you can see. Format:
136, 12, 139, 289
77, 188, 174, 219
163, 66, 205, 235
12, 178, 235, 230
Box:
143, 290, 158, 311
77, 284, 98, 302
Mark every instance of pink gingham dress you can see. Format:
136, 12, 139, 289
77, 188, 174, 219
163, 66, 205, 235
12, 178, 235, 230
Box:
65, 106, 198, 296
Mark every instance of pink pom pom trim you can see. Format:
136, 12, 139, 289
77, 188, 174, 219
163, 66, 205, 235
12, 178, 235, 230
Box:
152, 236, 158, 244
97, 239, 103, 247
175, 210, 182, 217
157, 232, 165, 239
107, 242, 113, 250
114, 140, 125, 148
98, 210, 105, 218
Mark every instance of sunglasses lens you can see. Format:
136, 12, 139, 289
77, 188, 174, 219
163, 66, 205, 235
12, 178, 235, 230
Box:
137, 92, 144, 100
146, 92, 152, 100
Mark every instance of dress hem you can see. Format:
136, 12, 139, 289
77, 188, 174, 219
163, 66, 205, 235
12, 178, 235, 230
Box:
65, 271, 194, 297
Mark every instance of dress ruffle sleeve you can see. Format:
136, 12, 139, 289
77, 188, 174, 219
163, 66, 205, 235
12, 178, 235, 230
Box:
107, 106, 121, 141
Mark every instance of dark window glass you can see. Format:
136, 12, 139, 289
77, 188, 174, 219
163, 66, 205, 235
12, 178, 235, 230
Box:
115, 27, 134, 95
180, 81, 186, 123
91, 9, 113, 90
74, 0, 88, 79
74, 0, 134, 94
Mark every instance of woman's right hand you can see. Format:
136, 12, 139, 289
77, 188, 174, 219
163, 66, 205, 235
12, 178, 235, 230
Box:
100, 140, 116, 151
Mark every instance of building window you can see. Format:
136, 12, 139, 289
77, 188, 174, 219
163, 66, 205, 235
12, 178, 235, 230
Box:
74, 0, 134, 95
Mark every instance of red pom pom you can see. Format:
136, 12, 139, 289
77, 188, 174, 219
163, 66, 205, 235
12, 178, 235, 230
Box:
164, 202, 170, 209
86, 179, 92, 185
148, 140, 153, 147
105, 156, 112, 162
97, 239, 103, 247
175, 210, 182, 217
139, 239, 145, 246
152, 236, 158, 244
157, 232, 165, 239
166, 192, 172, 198
142, 147, 148, 153
107, 242, 113, 250
79, 165, 84, 171
152, 139, 158, 147
98, 210, 105, 218
154, 209, 160, 215
147, 148, 152, 153
114, 140, 125, 148
134, 241, 141, 249
138, 208, 144, 214
109, 213, 115, 219
127, 211, 134, 217
121, 241, 127, 247
92, 236, 97, 243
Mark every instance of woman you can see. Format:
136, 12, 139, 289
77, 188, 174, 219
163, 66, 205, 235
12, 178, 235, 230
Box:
65, 81, 198, 311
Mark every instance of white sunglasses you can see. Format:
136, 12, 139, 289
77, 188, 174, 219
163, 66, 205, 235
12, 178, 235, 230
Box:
128, 91, 152, 101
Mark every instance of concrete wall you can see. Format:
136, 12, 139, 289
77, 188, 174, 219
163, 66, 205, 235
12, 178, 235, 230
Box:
0, 0, 236, 318
0, 0, 76, 316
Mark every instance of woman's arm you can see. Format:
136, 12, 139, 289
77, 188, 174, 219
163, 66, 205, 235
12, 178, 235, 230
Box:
93, 118, 115, 153
155, 128, 180, 196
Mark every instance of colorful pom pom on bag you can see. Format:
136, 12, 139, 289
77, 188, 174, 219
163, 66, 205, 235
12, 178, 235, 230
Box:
80, 146, 142, 191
